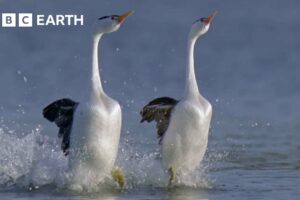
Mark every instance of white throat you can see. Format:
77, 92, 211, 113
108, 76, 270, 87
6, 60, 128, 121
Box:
184, 35, 199, 98
91, 33, 104, 98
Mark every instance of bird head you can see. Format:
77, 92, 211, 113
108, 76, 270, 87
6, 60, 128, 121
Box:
94, 11, 134, 35
189, 11, 217, 39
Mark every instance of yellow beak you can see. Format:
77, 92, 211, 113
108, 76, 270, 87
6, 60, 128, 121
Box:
207, 10, 217, 24
117, 11, 134, 24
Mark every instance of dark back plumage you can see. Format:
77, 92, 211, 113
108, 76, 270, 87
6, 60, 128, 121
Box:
140, 97, 178, 144
43, 98, 78, 155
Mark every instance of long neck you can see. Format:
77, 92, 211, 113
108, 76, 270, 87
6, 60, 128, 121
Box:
91, 33, 104, 97
184, 36, 199, 98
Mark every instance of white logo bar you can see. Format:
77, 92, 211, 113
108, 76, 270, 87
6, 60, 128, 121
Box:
1, 13, 84, 27
2, 13, 16, 27
19, 13, 33, 27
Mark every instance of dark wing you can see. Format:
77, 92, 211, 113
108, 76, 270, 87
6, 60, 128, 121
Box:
43, 98, 78, 156
140, 97, 178, 144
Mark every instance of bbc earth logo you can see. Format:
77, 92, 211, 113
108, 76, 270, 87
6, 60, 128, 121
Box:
1, 13, 84, 27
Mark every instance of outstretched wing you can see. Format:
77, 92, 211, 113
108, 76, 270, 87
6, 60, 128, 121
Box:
140, 97, 178, 144
43, 98, 79, 155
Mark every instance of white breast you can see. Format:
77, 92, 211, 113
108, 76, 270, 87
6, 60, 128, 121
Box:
162, 95, 212, 172
69, 95, 122, 182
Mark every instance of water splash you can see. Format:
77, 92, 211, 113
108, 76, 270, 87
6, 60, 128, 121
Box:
116, 137, 214, 189
0, 124, 219, 192
0, 126, 67, 190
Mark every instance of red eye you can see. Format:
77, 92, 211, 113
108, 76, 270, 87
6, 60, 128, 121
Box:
111, 15, 119, 20
200, 18, 210, 24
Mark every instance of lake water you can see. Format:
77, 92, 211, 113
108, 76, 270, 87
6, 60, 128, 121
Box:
0, 0, 299, 199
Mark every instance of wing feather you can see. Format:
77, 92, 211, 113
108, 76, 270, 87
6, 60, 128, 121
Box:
140, 97, 178, 143
43, 98, 78, 155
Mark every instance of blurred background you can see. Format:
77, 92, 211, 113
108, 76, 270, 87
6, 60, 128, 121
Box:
0, 0, 299, 199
